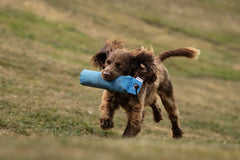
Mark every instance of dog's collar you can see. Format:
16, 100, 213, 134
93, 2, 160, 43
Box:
133, 75, 143, 103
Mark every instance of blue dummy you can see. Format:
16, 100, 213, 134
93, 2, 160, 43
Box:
79, 69, 143, 95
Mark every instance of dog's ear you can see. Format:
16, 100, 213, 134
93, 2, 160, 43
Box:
91, 39, 123, 69
132, 48, 157, 84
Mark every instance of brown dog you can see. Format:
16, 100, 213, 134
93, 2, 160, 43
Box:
91, 39, 200, 138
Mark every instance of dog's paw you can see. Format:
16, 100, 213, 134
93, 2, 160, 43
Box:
153, 112, 163, 123
153, 108, 163, 123
172, 128, 183, 139
100, 117, 114, 130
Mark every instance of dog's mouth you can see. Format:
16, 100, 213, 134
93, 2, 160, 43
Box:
101, 71, 118, 81
102, 76, 115, 81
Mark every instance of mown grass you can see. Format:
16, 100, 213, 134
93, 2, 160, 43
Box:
138, 13, 240, 50
0, 136, 239, 160
0, 0, 240, 159
0, 104, 113, 137
0, 9, 97, 54
40, 0, 240, 80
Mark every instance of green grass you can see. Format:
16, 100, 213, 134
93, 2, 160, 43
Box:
0, 137, 239, 160
0, 0, 240, 159
0, 102, 113, 136
138, 12, 240, 50
0, 9, 97, 54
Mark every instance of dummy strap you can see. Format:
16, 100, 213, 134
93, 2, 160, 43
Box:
134, 76, 143, 103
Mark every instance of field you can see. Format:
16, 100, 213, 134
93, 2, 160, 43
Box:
0, 0, 239, 159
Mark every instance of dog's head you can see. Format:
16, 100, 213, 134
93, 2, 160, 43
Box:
91, 40, 156, 83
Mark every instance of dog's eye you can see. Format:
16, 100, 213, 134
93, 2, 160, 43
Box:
115, 62, 122, 68
106, 60, 111, 65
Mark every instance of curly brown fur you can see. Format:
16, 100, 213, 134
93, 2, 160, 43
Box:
91, 40, 200, 138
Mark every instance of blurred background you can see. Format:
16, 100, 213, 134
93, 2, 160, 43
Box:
0, 0, 239, 159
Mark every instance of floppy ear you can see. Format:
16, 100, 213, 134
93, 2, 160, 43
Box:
132, 49, 157, 84
91, 39, 123, 69
91, 41, 110, 69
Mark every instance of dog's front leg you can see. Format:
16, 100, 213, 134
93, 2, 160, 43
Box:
100, 90, 118, 130
122, 100, 144, 138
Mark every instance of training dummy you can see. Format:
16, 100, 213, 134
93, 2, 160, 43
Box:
79, 69, 142, 95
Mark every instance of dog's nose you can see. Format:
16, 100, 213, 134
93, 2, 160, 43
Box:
102, 71, 111, 77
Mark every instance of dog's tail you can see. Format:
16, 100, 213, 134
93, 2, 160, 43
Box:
158, 47, 200, 62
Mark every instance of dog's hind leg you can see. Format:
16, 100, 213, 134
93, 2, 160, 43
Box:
158, 80, 183, 138
150, 97, 163, 123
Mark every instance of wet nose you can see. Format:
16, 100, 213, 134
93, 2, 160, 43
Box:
102, 71, 111, 77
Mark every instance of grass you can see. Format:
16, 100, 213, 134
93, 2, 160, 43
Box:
0, 0, 240, 159
0, 9, 97, 54
0, 136, 239, 160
